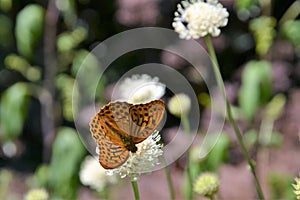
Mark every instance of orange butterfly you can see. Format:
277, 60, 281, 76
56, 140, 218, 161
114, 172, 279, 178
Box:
89, 100, 165, 169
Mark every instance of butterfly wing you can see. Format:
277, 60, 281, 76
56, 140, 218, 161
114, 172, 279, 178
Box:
90, 112, 129, 169
129, 100, 166, 143
95, 101, 132, 147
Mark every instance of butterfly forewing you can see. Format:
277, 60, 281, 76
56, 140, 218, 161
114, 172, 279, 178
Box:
97, 102, 132, 146
129, 100, 165, 143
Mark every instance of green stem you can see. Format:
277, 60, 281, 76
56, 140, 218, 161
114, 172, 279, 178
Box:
131, 180, 140, 200
163, 160, 176, 200
204, 35, 265, 200
182, 114, 191, 135
278, 0, 300, 26
186, 153, 194, 200
182, 114, 194, 200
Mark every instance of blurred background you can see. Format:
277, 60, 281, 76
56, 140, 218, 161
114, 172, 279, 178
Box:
0, 0, 300, 199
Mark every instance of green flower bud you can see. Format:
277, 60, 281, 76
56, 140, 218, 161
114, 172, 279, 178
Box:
194, 172, 219, 198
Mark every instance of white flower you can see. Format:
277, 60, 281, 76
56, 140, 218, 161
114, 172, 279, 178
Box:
105, 130, 163, 181
118, 74, 165, 104
168, 93, 191, 117
173, 0, 229, 39
79, 156, 117, 191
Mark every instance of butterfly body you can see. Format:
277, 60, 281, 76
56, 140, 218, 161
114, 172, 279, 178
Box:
90, 100, 165, 169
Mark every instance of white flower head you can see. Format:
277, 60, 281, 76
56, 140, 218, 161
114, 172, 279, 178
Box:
173, 0, 229, 39
168, 93, 191, 117
118, 74, 166, 104
79, 155, 117, 191
104, 130, 163, 181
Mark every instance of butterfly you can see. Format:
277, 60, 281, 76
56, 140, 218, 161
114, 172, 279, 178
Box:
89, 99, 165, 169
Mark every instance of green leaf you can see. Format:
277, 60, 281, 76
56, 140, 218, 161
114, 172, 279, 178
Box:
29, 164, 50, 188
183, 134, 230, 199
0, 14, 13, 48
15, 4, 45, 60
0, 83, 29, 141
264, 94, 286, 120
235, 0, 258, 10
239, 60, 272, 121
49, 127, 85, 199
281, 20, 300, 47
204, 134, 230, 171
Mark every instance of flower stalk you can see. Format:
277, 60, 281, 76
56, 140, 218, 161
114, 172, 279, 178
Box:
163, 161, 176, 200
182, 113, 194, 200
204, 35, 265, 200
131, 180, 140, 200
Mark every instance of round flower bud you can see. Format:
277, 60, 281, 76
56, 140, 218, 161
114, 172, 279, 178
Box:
168, 93, 191, 117
194, 172, 219, 198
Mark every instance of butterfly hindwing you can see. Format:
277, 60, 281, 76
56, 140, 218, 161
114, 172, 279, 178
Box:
98, 136, 129, 169
90, 112, 129, 169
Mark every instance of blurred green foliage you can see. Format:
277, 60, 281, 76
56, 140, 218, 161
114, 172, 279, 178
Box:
183, 134, 230, 198
0, 83, 29, 141
0, 169, 13, 199
0, 14, 13, 48
56, 74, 76, 121
0, 0, 12, 12
48, 127, 85, 199
71, 50, 106, 103
281, 20, 300, 48
236, 0, 258, 10
244, 94, 285, 149
268, 173, 295, 199
30, 165, 50, 189
258, 94, 285, 147
250, 16, 277, 57
239, 60, 272, 121
57, 27, 88, 52
5, 54, 41, 81
15, 4, 45, 60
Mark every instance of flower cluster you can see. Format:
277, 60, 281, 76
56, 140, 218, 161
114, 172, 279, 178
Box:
118, 74, 165, 104
105, 130, 163, 181
79, 156, 117, 191
173, 0, 229, 39
194, 172, 219, 198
